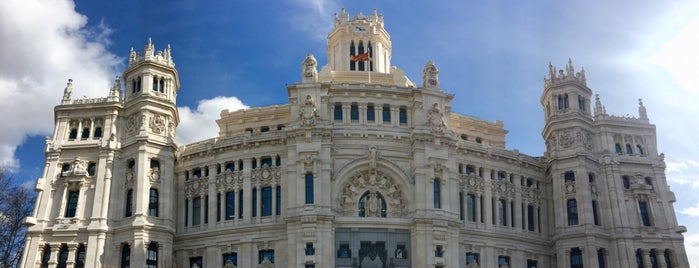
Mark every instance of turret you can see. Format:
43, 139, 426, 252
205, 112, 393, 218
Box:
326, 8, 391, 73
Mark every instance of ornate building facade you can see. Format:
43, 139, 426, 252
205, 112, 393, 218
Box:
20, 8, 688, 268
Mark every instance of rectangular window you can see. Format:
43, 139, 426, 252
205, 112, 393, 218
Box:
225, 162, 235, 172
527, 259, 538, 268
57, 244, 68, 268
93, 127, 102, 138
146, 243, 158, 268
192, 197, 201, 225
382, 105, 391, 123
466, 253, 479, 266
252, 188, 257, 217
238, 190, 244, 219
639, 201, 652, 226
216, 193, 221, 221
223, 253, 237, 266
498, 255, 510, 267
261, 187, 272, 216
467, 194, 476, 222
399, 107, 407, 124
564, 171, 575, 182
570, 248, 583, 268
598, 249, 606, 268
334, 103, 343, 121
306, 173, 314, 204
258, 249, 274, 264
125, 189, 133, 217
276, 186, 281, 215
184, 199, 188, 227
305, 243, 315, 256
350, 103, 359, 121
81, 128, 90, 139
498, 199, 507, 226
528, 205, 535, 231
567, 199, 579, 225
204, 195, 209, 223
225, 191, 235, 220
592, 200, 600, 225
261, 157, 273, 167
459, 192, 464, 221
367, 104, 375, 122
69, 129, 78, 140
189, 256, 202, 268
148, 188, 158, 217
65, 191, 79, 217
433, 179, 441, 209
120, 244, 130, 268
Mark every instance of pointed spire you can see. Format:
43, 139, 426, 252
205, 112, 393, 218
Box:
548, 62, 555, 79
62, 79, 73, 103
566, 58, 575, 77
144, 37, 154, 58
594, 94, 605, 116
638, 98, 648, 120
110, 75, 121, 98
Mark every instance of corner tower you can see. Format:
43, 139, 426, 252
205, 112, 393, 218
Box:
110, 38, 180, 267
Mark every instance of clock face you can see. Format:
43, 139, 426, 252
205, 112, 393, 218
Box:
354, 26, 367, 33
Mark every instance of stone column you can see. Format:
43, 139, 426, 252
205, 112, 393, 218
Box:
65, 243, 77, 267
642, 249, 652, 268
475, 193, 482, 225
655, 250, 666, 268
48, 243, 61, 268
483, 169, 493, 228
255, 184, 262, 223
342, 104, 350, 124
272, 182, 278, 220
556, 248, 568, 268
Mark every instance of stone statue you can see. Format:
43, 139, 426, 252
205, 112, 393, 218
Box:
368, 145, 378, 171
224, 259, 237, 268
302, 53, 318, 83
422, 61, 439, 88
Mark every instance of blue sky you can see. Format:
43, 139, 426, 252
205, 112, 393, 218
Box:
2, 0, 699, 265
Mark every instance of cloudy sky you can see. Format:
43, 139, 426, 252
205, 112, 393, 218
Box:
2, 0, 699, 265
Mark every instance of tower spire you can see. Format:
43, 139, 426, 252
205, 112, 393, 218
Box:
62, 79, 73, 104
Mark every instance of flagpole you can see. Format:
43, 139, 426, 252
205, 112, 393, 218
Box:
368, 47, 371, 84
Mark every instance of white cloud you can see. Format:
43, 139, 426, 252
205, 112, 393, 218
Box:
287, 0, 339, 40
177, 97, 249, 144
0, 0, 120, 169
666, 159, 699, 188
681, 203, 699, 217
648, 18, 699, 95
684, 233, 699, 268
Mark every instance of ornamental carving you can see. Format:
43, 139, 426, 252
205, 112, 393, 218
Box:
224, 260, 237, 268
148, 167, 161, 183
185, 177, 208, 198
251, 166, 281, 186
493, 180, 515, 199
337, 171, 406, 217
126, 113, 142, 135
367, 145, 380, 172
565, 181, 576, 194
427, 103, 447, 134
62, 157, 88, 177
523, 187, 541, 205
559, 131, 574, 148
149, 114, 166, 134
466, 262, 480, 268
302, 53, 318, 82
216, 170, 244, 192
299, 95, 318, 127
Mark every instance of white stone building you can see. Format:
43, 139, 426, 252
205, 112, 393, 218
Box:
20, 8, 688, 268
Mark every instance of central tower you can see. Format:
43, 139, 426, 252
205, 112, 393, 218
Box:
327, 8, 391, 73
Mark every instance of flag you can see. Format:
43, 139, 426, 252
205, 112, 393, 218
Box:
351, 51, 370, 62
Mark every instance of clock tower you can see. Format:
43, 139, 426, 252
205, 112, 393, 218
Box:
326, 8, 391, 73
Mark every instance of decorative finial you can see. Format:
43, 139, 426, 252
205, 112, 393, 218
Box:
638, 98, 648, 120
566, 58, 574, 76
62, 79, 73, 102
110, 75, 121, 98
594, 94, 605, 116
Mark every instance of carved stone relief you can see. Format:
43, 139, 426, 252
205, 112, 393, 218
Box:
149, 114, 166, 134
337, 171, 405, 217
299, 95, 318, 127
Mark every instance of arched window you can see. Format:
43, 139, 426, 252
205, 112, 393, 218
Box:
570, 247, 583, 268
367, 104, 375, 122
57, 244, 68, 268
626, 144, 633, 155
87, 162, 96, 176
349, 41, 356, 71
636, 145, 644, 156
68, 128, 78, 140
382, 104, 391, 123
148, 188, 158, 217
615, 143, 622, 154
305, 173, 314, 204
564, 171, 575, 182
350, 103, 359, 121
75, 244, 86, 268
578, 95, 586, 111
223, 252, 238, 266
146, 242, 158, 268
592, 200, 600, 225
65, 191, 79, 218
465, 165, 474, 175
649, 249, 658, 268
598, 248, 607, 268
623, 176, 631, 189
258, 249, 275, 264
125, 189, 133, 217
40, 244, 51, 268
664, 249, 673, 267
358, 41, 365, 71
93, 127, 102, 138
275, 155, 281, 166
81, 127, 90, 139
636, 249, 644, 268
152, 76, 158, 91
120, 243, 130, 268
358, 191, 387, 217
433, 178, 441, 209
367, 41, 374, 71
567, 199, 578, 225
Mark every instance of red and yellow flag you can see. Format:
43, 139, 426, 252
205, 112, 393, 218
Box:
351, 52, 370, 62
